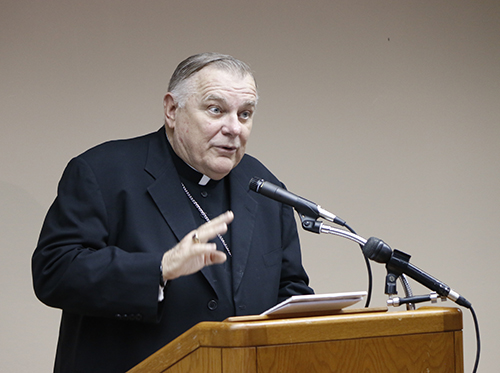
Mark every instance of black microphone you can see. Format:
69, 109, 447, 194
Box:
363, 237, 471, 308
248, 177, 345, 226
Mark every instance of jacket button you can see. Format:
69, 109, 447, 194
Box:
207, 299, 218, 310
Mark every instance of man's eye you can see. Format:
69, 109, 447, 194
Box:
209, 107, 221, 114
240, 111, 252, 120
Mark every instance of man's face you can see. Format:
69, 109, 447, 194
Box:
164, 66, 257, 180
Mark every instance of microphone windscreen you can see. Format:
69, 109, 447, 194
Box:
363, 237, 393, 263
248, 177, 262, 192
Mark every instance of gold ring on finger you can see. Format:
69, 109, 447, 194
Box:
192, 232, 200, 244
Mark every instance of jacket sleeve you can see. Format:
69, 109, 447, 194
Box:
32, 157, 163, 323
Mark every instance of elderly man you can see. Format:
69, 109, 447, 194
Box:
32, 52, 313, 372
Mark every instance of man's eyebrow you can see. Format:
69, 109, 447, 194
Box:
204, 94, 256, 108
204, 94, 225, 103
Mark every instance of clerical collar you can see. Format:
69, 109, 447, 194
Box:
165, 134, 215, 186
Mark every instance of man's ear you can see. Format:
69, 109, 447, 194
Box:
163, 93, 177, 129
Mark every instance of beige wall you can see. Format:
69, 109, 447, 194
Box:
1, 0, 499, 371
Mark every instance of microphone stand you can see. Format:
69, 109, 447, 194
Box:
299, 215, 416, 309
298, 215, 480, 373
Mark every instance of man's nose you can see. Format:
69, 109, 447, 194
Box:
222, 113, 242, 136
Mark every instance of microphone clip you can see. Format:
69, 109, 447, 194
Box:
384, 249, 412, 296
299, 215, 322, 234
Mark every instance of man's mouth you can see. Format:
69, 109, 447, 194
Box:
216, 145, 238, 152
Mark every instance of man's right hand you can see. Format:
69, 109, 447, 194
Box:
161, 211, 234, 281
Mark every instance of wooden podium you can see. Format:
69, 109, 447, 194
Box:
128, 307, 463, 373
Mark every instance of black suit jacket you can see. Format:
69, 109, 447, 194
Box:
32, 127, 313, 372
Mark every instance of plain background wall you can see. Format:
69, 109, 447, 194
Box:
1, 0, 499, 371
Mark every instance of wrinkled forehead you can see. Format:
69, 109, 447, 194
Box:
192, 66, 258, 102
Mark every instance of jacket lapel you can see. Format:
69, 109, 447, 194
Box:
145, 128, 196, 243
144, 128, 222, 294
228, 165, 258, 292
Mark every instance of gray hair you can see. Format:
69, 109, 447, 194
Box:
168, 52, 257, 107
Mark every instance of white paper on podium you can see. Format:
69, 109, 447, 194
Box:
261, 291, 367, 316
